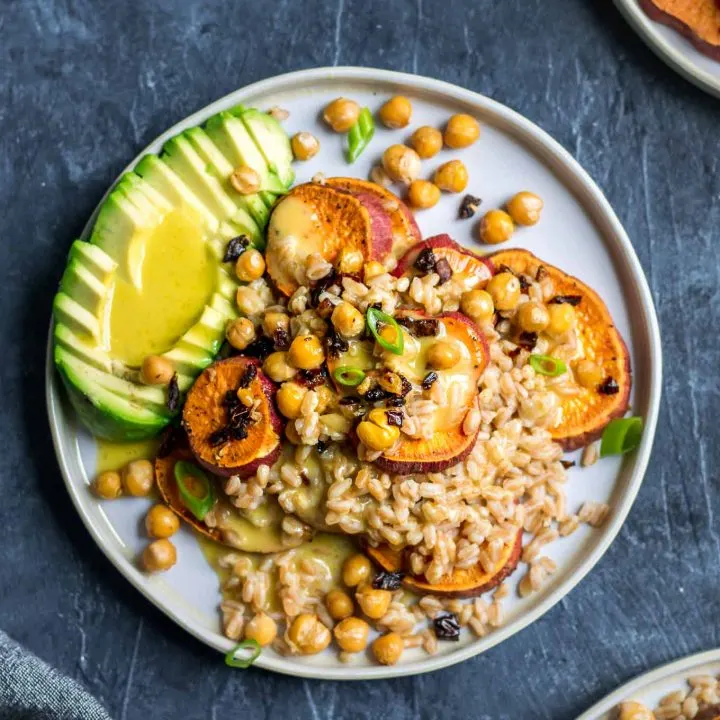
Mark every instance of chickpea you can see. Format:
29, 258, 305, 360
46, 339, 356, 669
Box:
235, 286, 263, 316
315, 385, 335, 414
287, 613, 331, 654
288, 334, 325, 370
372, 632, 404, 665
237, 387, 254, 407
364, 261, 386, 282
333, 617, 370, 653
618, 702, 655, 720
342, 554, 372, 587
444, 113, 480, 149
142, 539, 177, 573
356, 584, 392, 619
506, 191, 544, 226
378, 95, 412, 129
460, 289, 494, 324
487, 272, 521, 311
285, 422, 302, 445
574, 359, 605, 389
323, 97, 361, 133
433, 159, 468, 193
382, 144, 421, 185
515, 301, 550, 333
235, 249, 265, 282
546, 303, 576, 336
369, 165, 392, 188
331, 302, 365, 338
122, 459, 155, 497
141, 355, 174, 385
479, 209, 514, 245
407, 180, 441, 210
244, 612, 278, 646
291, 131, 320, 161
226, 317, 256, 351
276, 381, 307, 419
427, 340, 461, 370
377, 369, 404, 395
325, 589, 354, 620
230, 166, 260, 195
336, 247, 364, 275
263, 351, 297, 382
356, 419, 400, 452
410, 126, 443, 159
262, 311, 289, 338
92, 470, 122, 499
145, 504, 180, 539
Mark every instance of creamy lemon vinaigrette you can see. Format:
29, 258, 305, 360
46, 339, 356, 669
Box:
107, 208, 215, 367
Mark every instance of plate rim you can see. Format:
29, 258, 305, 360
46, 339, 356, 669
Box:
575, 648, 720, 719
613, 0, 720, 99
45, 65, 663, 680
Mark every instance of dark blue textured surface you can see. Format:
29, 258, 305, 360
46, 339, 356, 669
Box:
1, 1, 719, 718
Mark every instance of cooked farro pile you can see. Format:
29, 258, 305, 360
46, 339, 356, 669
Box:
618, 676, 720, 720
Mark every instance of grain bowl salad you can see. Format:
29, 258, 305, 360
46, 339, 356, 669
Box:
52, 93, 643, 668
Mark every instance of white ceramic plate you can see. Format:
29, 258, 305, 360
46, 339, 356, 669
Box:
577, 649, 720, 719
46, 67, 662, 679
614, 0, 720, 98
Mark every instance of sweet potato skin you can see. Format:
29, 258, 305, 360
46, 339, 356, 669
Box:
489, 249, 632, 451
182, 357, 282, 477
392, 234, 495, 280
367, 529, 523, 598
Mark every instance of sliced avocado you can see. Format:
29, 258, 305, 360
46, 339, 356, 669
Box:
239, 108, 295, 188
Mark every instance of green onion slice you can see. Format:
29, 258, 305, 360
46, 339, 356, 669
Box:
600, 417, 643, 457
333, 366, 367, 387
529, 354, 567, 377
366, 307, 404, 355
224, 639, 261, 669
174, 461, 215, 521
347, 107, 375, 163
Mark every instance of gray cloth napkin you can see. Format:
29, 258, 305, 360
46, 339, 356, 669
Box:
0, 631, 112, 720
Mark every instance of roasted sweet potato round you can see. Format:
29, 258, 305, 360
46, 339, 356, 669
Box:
182, 357, 283, 477
366, 529, 523, 598
265, 181, 393, 296
489, 248, 632, 451
325, 177, 421, 259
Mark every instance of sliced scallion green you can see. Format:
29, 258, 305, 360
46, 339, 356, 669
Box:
224, 639, 261, 669
347, 107, 375, 163
174, 461, 215, 521
528, 354, 567, 377
333, 366, 367, 387
366, 307, 404, 355
600, 417, 643, 457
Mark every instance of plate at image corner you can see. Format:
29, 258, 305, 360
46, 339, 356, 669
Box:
576, 649, 720, 718
45, 67, 662, 680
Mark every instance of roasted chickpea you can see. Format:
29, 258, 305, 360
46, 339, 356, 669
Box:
574, 359, 604, 389
460, 289, 494, 324
323, 97, 361, 133
336, 248, 364, 275
515, 301, 550, 333
546, 303, 576, 336
433, 159, 468, 193
325, 589, 354, 620
444, 113, 480, 149
357, 420, 400, 452
427, 340, 461, 370
291, 131, 320, 161
92, 471, 122, 499
506, 191, 544, 226
244, 612, 278, 646
236, 387, 254, 407
382, 144, 421, 185
235, 248, 265, 282
262, 311, 289, 338
331, 301, 365, 338
618, 702, 655, 720
141, 355, 174, 385
276, 381, 307, 419
288, 334, 325, 370
145, 504, 180, 539
235, 286, 263, 316
122, 459, 154, 497
230, 166, 260, 195
315, 385, 335, 414
378, 95, 412, 129
407, 180, 441, 210
364, 261, 386, 282
334, 617, 370, 653
356, 584, 392, 619
342, 554, 372, 587
487, 272, 521, 311
410, 126, 443, 159
287, 613, 331, 654
369, 165, 392, 188
226, 317, 256, 351
142, 539, 177, 573
263, 351, 298, 382
479, 209, 514, 245
372, 632, 404, 665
